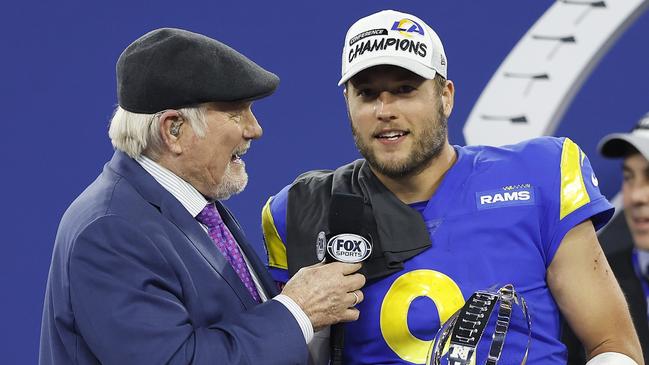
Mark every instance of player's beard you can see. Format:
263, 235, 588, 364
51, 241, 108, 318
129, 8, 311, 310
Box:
352, 103, 448, 179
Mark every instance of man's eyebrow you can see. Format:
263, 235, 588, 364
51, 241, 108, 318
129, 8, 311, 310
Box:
620, 163, 649, 176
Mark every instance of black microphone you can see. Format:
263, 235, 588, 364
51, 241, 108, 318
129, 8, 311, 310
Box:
329, 193, 364, 235
324, 193, 371, 365
320, 193, 372, 264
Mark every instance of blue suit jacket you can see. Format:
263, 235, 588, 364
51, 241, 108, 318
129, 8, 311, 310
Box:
40, 151, 307, 364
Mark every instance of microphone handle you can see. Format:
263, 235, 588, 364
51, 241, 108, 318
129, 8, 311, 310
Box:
327, 192, 365, 364
323, 251, 345, 364
330, 323, 344, 365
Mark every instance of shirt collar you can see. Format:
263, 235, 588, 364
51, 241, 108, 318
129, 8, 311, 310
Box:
636, 248, 649, 278
135, 155, 209, 217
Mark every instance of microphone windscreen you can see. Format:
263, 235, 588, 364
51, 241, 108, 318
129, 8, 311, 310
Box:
328, 193, 365, 235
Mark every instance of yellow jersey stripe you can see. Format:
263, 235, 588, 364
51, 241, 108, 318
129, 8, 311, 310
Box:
261, 197, 288, 270
560, 138, 591, 219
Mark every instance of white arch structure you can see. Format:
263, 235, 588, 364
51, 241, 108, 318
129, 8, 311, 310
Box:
463, 0, 649, 147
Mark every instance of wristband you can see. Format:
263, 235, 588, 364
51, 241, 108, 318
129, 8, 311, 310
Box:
586, 352, 638, 365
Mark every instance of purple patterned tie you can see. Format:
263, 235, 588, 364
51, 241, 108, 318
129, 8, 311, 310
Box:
196, 203, 261, 303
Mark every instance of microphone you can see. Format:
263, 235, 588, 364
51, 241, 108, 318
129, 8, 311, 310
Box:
318, 193, 372, 264
329, 192, 364, 235
323, 193, 372, 365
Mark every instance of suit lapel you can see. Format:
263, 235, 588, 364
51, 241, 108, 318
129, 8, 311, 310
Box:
107, 151, 258, 308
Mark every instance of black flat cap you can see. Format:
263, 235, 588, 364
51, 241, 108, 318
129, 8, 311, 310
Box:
117, 28, 279, 113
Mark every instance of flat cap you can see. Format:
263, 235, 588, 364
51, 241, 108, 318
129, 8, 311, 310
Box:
117, 28, 279, 113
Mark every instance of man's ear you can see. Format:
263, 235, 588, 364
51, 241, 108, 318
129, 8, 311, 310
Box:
441, 79, 455, 118
158, 110, 184, 155
343, 86, 353, 122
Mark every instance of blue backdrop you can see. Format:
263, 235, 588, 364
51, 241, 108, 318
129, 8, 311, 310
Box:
2, 1, 648, 363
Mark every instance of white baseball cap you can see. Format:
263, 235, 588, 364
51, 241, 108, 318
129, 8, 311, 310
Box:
599, 112, 649, 159
338, 10, 448, 86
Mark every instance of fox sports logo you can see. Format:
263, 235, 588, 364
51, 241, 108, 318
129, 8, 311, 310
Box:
326, 233, 372, 263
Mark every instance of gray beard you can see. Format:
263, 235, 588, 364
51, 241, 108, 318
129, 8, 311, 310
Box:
210, 162, 248, 200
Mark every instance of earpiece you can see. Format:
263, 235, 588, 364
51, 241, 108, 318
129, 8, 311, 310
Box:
170, 120, 183, 136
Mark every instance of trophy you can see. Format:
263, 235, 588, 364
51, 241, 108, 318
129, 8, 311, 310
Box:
426, 284, 531, 365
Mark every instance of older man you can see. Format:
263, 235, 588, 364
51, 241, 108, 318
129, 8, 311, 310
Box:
39, 28, 365, 365
262, 10, 642, 365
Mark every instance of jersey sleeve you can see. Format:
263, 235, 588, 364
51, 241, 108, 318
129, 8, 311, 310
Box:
261, 184, 291, 284
543, 137, 614, 264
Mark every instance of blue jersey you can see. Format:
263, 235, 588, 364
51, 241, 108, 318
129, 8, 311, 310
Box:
262, 137, 613, 364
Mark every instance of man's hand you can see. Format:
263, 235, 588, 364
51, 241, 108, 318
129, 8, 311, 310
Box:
281, 261, 366, 331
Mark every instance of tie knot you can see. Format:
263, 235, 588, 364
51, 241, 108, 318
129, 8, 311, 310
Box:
196, 203, 224, 228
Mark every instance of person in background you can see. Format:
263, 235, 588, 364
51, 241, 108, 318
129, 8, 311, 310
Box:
600, 114, 649, 357
565, 113, 649, 364
39, 27, 365, 365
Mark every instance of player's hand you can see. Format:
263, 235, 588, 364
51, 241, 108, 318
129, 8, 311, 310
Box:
281, 261, 365, 331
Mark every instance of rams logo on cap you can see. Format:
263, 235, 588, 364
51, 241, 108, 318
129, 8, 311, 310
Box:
326, 233, 372, 263
391, 18, 425, 37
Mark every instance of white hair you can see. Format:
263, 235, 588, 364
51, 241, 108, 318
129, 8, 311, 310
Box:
108, 105, 208, 159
